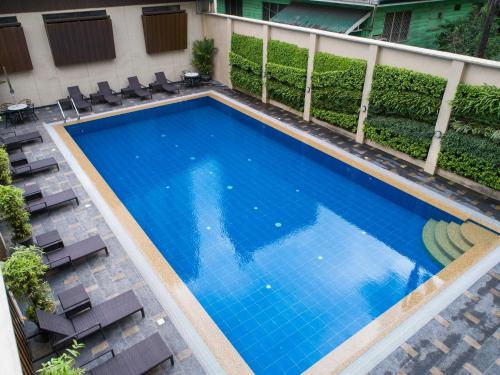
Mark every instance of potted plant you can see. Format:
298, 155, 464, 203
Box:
1, 245, 54, 323
0, 147, 12, 185
0, 185, 32, 244
192, 38, 216, 82
38, 340, 85, 375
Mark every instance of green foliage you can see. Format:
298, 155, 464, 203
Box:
267, 40, 308, 68
311, 109, 358, 132
451, 84, 500, 127
435, 4, 500, 61
38, 341, 85, 375
0, 147, 12, 185
438, 131, 500, 190
0, 185, 31, 240
364, 115, 435, 160
310, 52, 366, 132
370, 65, 447, 123
2, 245, 54, 322
231, 33, 262, 65
230, 34, 263, 97
266, 40, 308, 111
192, 38, 215, 76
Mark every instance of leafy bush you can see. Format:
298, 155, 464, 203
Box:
2, 245, 54, 322
0, 147, 12, 185
0, 185, 31, 240
364, 115, 435, 160
311, 109, 358, 132
370, 65, 447, 123
38, 341, 85, 375
438, 131, 500, 190
311, 52, 366, 132
266, 40, 308, 111
451, 84, 500, 127
230, 34, 263, 96
192, 38, 215, 76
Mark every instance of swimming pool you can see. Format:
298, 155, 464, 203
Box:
66, 95, 457, 374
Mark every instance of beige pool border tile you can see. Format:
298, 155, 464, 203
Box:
55, 91, 500, 375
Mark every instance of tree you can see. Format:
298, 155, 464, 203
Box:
435, 3, 500, 61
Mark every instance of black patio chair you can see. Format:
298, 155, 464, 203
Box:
0, 130, 43, 151
150, 72, 179, 94
11, 157, 59, 178
26, 188, 79, 214
68, 86, 93, 112
96, 81, 122, 105
122, 76, 152, 99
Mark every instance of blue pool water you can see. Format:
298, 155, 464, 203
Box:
68, 97, 455, 374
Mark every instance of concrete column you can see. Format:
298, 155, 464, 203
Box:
262, 24, 270, 103
355, 44, 379, 143
303, 33, 317, 122
424, 60, 465, 174
226, 18, 233, 89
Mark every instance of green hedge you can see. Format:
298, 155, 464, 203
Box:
364, 115, 435, 160
230, 34, 263, 97
370, 65, 447, 123
311, 52, 366, 133
451, 84, 500, 128
266, 40, 308, 111
438, 131, 500, 190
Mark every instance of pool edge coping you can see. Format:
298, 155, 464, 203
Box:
45, 91, 500, 375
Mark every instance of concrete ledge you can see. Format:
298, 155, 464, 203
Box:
436, 168, 500, 201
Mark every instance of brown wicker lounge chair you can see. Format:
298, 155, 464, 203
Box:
122, 76, 152, 99
36, 290, 144, 351
26, 188, 79, 214
41, 234, 108, 270
97, 81, 122, 105
11, 157, 59, 178
68, 86, 93, 112
150, 72, 179, 94
0, 130, 43, 151
81, 333, 174, 374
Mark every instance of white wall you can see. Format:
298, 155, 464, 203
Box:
0, 2, 203, 106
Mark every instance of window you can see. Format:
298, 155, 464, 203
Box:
262, 2, 287, 21
225, 0, 242, 16
382, 11, 412, 42
141, 7, 187, 54
454, 4, 461, 11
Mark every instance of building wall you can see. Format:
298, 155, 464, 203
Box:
371, 0, 475, 49
0, 2, 203, 106
217, 0, 290, 19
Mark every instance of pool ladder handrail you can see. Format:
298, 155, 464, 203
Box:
57, 99, 67, 123
70, 97, 81, 120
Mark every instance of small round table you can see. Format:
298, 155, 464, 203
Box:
7, 103, 28, 122
184, 72, 201, 87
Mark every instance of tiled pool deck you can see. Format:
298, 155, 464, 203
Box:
4, 82, 498, 374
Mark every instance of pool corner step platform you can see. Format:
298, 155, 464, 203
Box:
422, 220, 498, 267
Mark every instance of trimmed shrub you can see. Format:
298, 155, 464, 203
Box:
370, 65, 447, 123
311, 52, 366, 133
438, 131, 500, 190
230, 34, 263, 96
0, 185, 31, 240
364, 115, 435, 160
451, 84, 500, 129
266, 40, 308, 111
0, 147, 12, 185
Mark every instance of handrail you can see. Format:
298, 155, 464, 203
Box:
70, 98, 80, 120
57, 100, 67, 123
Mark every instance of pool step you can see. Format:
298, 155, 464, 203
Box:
422, 220, 498, 267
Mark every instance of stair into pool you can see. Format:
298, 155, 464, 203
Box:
422, 219, 498, 267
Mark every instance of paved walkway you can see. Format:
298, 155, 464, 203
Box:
5, 83, 498, 374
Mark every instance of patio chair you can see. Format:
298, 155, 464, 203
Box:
41, 234, 109, 270
35, 290, 144, 352
150, 72, 179, 94
96, 81, 123, 105
68, 86, 93, 112
81, 333, 174, 375
122, 76, 152, 99
17, 99, 38, 121
11, 157, 59, 178
0, 130, 43, 151
8, 150, 28, 166
26, 188, 79, 214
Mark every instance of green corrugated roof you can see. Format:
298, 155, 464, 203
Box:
271, 3, 370, 33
